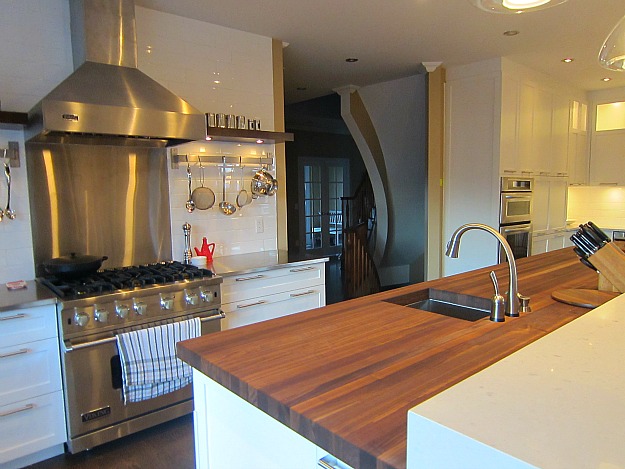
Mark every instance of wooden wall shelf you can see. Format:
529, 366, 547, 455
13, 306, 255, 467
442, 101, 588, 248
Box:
0, 111, 28, 130
205, 127, 293, 144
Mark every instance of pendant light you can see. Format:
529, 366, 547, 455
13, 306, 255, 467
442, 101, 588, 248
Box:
599, 15, 625, 71
468, 0, 568, 14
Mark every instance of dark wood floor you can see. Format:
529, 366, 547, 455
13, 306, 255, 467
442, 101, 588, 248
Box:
26, 414, 194, 469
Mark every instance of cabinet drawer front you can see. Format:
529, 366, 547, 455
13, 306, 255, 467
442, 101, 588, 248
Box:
0, 305, 57, 347
222, 287, 325, 330
0, 391, 66, 465
222, 263, 325, 304
0, 338, 62, 407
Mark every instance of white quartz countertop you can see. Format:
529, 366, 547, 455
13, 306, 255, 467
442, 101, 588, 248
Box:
408, 292, 625, 469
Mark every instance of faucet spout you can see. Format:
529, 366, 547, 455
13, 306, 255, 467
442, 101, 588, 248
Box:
446, 223, 521, 317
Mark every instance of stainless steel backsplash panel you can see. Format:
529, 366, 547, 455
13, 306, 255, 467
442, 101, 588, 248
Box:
27, 143, 172, 273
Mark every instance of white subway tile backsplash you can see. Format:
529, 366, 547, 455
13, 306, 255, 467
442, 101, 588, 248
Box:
568, 186, 625, 229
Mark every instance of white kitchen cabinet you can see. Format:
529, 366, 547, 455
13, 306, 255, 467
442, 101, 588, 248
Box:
568, 131, 589, 185
222, 287, 325, 329
193, 371, 353, 469
0, 304, 66, 468
589, 130, 625, 185
530, 176, 567, 236
551, 93, 570, 176
221, 261, 326, 330
533, 177, 550, 233
499, 76, 521, 175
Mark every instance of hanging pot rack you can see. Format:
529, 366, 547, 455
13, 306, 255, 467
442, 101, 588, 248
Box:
170, 152, 274, 169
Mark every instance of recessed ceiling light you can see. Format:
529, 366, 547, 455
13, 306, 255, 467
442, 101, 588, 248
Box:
602, 77, 612, 82
256, 139, 264, 144
205, 136, 212, 141
213, 80, 221, 84
503, 30, 519, 36
345, 58, 359, 63
562, 58, 574, 63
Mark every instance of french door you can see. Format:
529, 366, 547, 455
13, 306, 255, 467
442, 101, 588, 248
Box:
298, 158, 349, 257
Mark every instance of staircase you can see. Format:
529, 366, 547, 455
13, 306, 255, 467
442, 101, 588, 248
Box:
341, 176, 380, 299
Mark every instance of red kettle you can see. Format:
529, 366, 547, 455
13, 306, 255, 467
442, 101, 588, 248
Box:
194, 238, 215, 261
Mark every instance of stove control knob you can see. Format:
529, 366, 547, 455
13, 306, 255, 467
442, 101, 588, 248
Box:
94, 306, 109, 323
184, 289, 199, 306
199, 287, 214, 303
73, 309, 90, 327
160, 294, 175, 311
115, 301, 130, 319
133, 299, 147, 316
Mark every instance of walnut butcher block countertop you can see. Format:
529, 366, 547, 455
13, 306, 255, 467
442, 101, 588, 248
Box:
177, 248, 601, 469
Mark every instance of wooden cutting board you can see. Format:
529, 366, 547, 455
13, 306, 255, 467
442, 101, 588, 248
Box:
551, 289, 620, 308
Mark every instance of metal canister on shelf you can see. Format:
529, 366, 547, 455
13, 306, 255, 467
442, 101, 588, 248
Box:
227, 114, 236, 129
236, 115, 246, 129
206, 113, 216, 127
216, 113, 226, 128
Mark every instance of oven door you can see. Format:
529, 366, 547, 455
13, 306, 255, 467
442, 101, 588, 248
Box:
61, 311, 223, 452
499, 223, 532, 262
500, 192, 532, 225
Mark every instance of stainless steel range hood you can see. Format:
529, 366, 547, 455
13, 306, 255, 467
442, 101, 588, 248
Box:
25, 0, 205, 147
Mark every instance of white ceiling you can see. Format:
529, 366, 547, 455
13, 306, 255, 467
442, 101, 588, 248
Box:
136, 0, 625, 104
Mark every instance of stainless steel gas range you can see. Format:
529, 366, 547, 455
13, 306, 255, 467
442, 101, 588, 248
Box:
39, 261, 223, 453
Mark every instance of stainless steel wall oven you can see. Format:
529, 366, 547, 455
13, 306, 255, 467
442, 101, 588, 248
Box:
499, 177, 533, 262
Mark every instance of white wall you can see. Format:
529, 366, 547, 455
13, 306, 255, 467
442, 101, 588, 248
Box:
354, 75, 428, 285
0, 0, 73, 283
134, 7, 278, 261
0, 1, 277, 282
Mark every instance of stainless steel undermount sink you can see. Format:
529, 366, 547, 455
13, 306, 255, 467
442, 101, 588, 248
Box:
384, 288, 491, 322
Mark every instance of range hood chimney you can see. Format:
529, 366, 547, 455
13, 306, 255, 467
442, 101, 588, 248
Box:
25, 0, 205, 147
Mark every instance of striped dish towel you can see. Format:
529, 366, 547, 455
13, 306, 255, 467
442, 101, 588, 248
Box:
116, 317, 201, 404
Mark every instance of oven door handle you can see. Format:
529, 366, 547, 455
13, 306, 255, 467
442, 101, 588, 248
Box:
63, 311, 226, 352
502, 225, 532, 235
63, 336, 117, 352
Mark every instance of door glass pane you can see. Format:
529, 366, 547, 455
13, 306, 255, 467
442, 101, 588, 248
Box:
301, 160, 348, 253
304, 164, 323, 250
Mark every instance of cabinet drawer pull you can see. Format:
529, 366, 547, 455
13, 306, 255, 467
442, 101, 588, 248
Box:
0, 313, 27, 321
0, 348, 30, 359
0, 403, 35, 418
236, 300, 268, 309
290, 266, 316, 273
235, 275, 266, 282
290, 290, 316, 298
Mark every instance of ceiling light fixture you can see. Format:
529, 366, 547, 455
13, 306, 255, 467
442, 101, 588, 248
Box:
562, 57, 574, 63
468, 0, 567, 14
599, 15, 625, 71
602, 77, 612, 82
503, 30, 519, 36
345, 58, 359, 63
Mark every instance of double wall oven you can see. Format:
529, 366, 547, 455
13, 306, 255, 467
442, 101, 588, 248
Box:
39, 263, 223, 453
499, 177, 533, 262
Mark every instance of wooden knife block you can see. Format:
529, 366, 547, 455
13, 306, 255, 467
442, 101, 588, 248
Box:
591, 242, 625, 293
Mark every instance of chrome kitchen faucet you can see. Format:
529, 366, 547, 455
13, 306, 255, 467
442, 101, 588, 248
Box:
445, 223, 530, 317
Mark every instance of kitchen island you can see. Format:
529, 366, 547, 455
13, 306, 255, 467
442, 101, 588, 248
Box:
177, 248, 604, 469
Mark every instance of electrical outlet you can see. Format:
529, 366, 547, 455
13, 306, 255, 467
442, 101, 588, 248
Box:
255, 218, 264, 233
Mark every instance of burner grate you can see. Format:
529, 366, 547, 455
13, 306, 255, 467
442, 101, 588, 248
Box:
39, 261, 214, 299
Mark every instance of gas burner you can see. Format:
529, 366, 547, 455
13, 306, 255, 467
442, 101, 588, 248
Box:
39, 261, 214, 299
